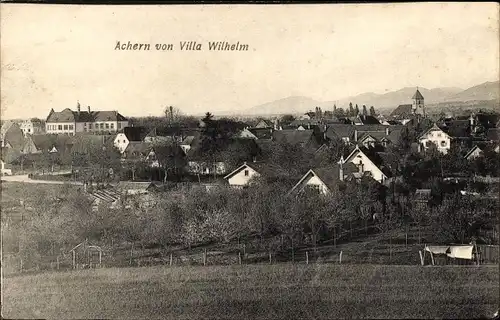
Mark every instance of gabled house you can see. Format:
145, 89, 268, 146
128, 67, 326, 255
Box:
464, 145, 483, 161
122, 141, 151, 161
418, 123, 451, 154
342, 145, 398, 184
237, 128, 258, 139
254, 119, 273, 128
288, 162, 358, 195
19, 119, 44, 137
223, 161, 289, 188
348, 115, 381, 126
114, 126, 149, 153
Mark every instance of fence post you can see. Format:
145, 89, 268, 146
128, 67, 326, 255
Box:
129, 243, 133, 266
306, 251, 309, 265
269, 252, 272, 264
238, 252, 242, 265
20, 258, 23, 273
339, 251, 343, 264
169, 253, 173, 266
419, 250, 424, 266
57, 256, 60, 270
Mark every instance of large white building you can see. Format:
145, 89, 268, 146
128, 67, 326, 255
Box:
418, 124, 451, 154
45, 102, 129, 135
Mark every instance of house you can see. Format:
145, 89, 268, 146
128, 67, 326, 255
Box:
271, 129, 323, 150
223, 161, 289, 187
254, 119, 273, 128
464, 145, 483, 161
19, 119, 44, 137
45, 102, 129, 135
114, 126, 149, 153
22, 134, 73, 155
0, 121, 24, 150
237, 128, 258, 139
356, 126, 403, 149
418, 124, 451, 154
342, 145, 398, 184
288, 162, 359, 195
122, 141, 152, 161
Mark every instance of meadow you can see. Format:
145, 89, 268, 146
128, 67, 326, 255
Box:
2, 264, 498, 319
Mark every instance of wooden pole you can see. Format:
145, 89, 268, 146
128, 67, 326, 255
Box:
169, 253, 173, 266
339, 251, 343, 264
72, 250, 76, 269
419, 250, 424, 266
20, 258, 23, 273
57, 256, 60, 270
430, 252, 435, 266
269, 252, 272, 264
129, 243, 133, 265
99, 250, 102, 267
306, 251, 309, 265
238, 252, 242, 265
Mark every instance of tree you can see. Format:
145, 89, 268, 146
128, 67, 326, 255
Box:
369, 106, 376, 116
348, 102, 354, 117
362, 105, 368, 116
152, 142, 187, 182
355, 104, 360, 116
335, 107, 346, 118
280, 114, 295, 125
163, 106, 184, 124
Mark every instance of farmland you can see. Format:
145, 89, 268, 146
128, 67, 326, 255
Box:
2, 264, 498, 319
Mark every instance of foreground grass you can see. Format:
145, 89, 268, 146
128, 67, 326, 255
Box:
2, 264, 498, 319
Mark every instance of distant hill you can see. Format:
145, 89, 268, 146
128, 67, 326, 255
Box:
225, 81, 498, 117
445, 81, 499, 102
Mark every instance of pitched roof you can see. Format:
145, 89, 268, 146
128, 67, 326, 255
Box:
224, 161, 290, 181
464, 145, 483, 159
47, 108, 127, 123
272, 129, 317, 147
344, 145, 398, 178
123, 126, 149, 142
390, 104, 413, 119
325, 124, 355, 140
30, 134, 72, 153
254, 119, 273, 128
418, 123, 449, 140
124, 141, 151, 155
356, 115, 381, 125
89, 188, 121, 203
412, 89, 424, 100
248, 127, 273, 140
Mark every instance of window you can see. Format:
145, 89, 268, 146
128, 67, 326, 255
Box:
111, 123, 114, 129
63, 125, 68, 130
437, 132, 442, 137
58, 125, 62, 130
118, 123, 122, 129
100, 123, 104, 129
244, 170, 249, 176
28, 129, 31, 133
440, 140, 447, 147
84, 123, 87, 127
89, 123, 92, 129
105, 123, 110, 129
69, 125, 74, 130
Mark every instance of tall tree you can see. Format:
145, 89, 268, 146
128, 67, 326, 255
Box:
355, 104, 360, 116
362, 105, 368, 116
348, 102, 354, 117
369, 106, 376, 116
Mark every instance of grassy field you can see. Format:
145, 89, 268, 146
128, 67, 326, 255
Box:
2, 264, 498, 319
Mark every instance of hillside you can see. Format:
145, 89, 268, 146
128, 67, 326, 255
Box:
446, 81, 499, 102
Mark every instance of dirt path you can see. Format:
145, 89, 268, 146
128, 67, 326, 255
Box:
1, 174, 82, 185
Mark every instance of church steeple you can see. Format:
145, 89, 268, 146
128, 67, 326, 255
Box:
412, 87, 425, 116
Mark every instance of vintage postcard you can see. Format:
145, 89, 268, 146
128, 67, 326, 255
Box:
1, 2, 499, 319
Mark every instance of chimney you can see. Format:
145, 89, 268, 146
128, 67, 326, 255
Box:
385, 127, 389, 136
77, 101, 81, 114
354, 129, 358, 142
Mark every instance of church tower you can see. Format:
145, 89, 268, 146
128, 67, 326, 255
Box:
412, 87, 425, 116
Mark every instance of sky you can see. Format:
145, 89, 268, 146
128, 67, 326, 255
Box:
1, 3, 499, 120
